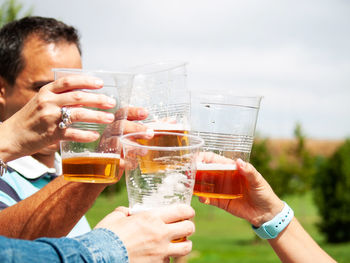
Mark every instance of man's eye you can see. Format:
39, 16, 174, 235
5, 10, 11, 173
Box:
31, 81, 51, 91
33, 85, 44, 91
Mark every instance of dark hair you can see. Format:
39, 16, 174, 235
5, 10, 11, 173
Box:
0, 16, 81, 86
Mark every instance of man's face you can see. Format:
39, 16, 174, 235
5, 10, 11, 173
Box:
1, 35, 82, 156
2, 35, 82, 120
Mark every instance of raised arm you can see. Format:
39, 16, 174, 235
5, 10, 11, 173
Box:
199, 154, 336, 263
0, 75, 149, 239
0, 176, 106, 239
0, 204, 195, 263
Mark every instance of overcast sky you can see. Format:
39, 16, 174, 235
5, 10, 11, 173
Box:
21, 0, 350, 139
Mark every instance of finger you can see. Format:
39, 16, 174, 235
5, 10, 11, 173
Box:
168, 220, 195, 241
99, 120, 150, 137
114, 206, 130, 216
94, 209, 127, 230
198, 196, 222, 207
121, 128, 154, 140
126, 107, 149, 121
62, 129, 100, 143
236, 159, 265, 188
123, 121, 149, 135
168, 240, 193, 258
198, 151, 233, 164
55, 91, 116, 109
69, 108, 115, 124
50, 75, 104, 93
198, 196, 213, 205
153, 204, 195, 224
114, 107, 128, 120
119, 158, 126, 169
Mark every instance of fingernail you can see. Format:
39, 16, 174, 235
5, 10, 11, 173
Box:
106, 113, 115, 122
137, 108, 148, 119
107, 97, 116, 106
198, 196, 209, 204
145, 128, 154, 138
237, 158, 247, 168
95, 79, 104, 86
91, 131, 100, 140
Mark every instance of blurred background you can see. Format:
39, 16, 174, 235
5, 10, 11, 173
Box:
5, 0, 350, 139
1, 0, 350, 262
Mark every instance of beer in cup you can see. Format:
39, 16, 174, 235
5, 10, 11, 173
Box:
121, 132, 203, 214
191, 92, 262, 199
54, 69, 134, 183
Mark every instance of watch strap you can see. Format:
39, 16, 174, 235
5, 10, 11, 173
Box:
252, 202, 294, 239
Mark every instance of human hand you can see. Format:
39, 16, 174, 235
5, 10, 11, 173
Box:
95, 204, 195, 263
97, 106, 153, 178
198, 152, 284, 227
0, 75, 119, 161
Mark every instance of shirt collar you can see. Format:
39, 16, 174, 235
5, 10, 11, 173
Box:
7, 153, 62, 180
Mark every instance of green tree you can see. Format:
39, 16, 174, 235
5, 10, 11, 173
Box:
250, 137, 279, 191
0, 0, 33, 27
251, 123, 319, 198
291, 122, 318, 193
314, 139, 350, 243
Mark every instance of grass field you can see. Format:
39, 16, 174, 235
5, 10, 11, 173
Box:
86, 184, 350, 262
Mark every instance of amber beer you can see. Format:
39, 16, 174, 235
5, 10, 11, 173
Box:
193, 163, 245, 199
62, 153, 121, 183
143, 122, 189, 145
136, 123, 189, 173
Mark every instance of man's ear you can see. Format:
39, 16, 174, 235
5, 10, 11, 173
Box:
0, 77, 7, 121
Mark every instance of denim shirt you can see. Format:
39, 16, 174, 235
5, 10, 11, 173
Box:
0, 228, 129, 263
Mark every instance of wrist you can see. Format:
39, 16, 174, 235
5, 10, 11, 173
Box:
250, 199, 285, 227
252, 201, 294, 239
0, 122, 12, 163
0, 120, 24, 162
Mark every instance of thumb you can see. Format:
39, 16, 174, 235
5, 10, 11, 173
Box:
94, 207, 128, 230
114, 206, 130, 216
236, 159, 266, 188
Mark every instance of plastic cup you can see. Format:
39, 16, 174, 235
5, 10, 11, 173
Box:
191, 91, 262, 199
129, 61, 190, 133
53, 68, 134, 183
120, 132, 204, 214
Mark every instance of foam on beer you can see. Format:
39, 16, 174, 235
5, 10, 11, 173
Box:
62, 151, 120, 159
196, 162, 237, 171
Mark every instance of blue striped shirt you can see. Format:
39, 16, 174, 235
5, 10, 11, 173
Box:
0, 154, 91, 237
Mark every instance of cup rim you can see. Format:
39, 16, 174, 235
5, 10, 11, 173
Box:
120, 131, 204, 151
52, 68, 135, 76
191, 91, 263, 109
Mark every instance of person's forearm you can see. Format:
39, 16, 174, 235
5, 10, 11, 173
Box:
0, 235, 93, 263
0, 229, 127, 263
0, 122, 23, 163
268, 217, 336, 263
0, 176, 107, 240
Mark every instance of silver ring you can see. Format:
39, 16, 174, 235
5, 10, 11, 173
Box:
59, 107, 72, 129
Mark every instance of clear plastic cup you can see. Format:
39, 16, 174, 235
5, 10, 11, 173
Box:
120, 131, 204, 214
191, 91, 262, 199
129, 61, 190, 133
53, 68, 134, 183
